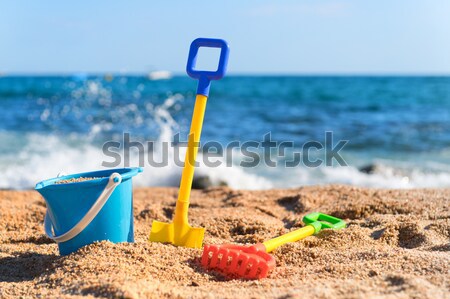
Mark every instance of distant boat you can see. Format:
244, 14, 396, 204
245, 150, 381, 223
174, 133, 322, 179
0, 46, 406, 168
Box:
147, 70, 172, 80
103, 73, 114, 82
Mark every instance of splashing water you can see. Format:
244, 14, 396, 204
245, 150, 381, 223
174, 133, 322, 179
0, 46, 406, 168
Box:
1, 75, 450, 189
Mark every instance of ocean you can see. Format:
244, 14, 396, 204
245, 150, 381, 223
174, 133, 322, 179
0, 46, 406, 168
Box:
1, 75, 449, 190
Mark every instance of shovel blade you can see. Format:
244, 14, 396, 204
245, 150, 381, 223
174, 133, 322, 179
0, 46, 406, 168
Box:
149, 221, 175, 244
149, 220, 205, 248
181, 226, 205, 248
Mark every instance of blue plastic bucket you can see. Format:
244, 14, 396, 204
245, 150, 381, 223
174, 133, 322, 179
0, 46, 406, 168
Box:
35, 167, 143, 255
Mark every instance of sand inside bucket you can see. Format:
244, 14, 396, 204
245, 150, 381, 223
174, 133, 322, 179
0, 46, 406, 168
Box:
55, 177, 102, 184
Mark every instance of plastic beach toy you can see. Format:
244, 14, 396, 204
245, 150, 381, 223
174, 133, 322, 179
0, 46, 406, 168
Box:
201, 212, 346, 279
149, 38, 230, 248
35, 167, 142, 255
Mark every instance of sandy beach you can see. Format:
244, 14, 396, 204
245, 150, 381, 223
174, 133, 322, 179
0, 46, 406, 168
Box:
0, 185, 449, 298
2, 1, 449, 298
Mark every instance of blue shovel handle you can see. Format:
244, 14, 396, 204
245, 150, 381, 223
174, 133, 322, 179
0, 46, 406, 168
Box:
186, 38, 230, 96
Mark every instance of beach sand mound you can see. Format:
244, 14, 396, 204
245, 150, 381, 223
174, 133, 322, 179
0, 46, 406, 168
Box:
0, 186, 449, 298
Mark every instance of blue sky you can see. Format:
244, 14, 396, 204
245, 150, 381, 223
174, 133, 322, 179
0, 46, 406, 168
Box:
1, 1, 449, 74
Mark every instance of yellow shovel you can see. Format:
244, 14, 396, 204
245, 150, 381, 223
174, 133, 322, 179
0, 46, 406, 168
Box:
149, 38, 230, 248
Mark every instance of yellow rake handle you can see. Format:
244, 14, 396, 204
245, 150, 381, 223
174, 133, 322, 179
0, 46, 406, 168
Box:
263, 225, 315, 253
173, 94, 207, 224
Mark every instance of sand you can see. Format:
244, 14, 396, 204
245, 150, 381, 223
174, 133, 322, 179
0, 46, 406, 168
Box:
55, 177, 102, 184
0, 185, 449, 299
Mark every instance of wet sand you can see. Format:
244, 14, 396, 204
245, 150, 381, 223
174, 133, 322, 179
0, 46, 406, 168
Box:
0, 186, 449, 298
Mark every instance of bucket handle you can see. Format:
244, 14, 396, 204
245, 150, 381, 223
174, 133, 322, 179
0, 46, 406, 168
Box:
44, 172, 122, 243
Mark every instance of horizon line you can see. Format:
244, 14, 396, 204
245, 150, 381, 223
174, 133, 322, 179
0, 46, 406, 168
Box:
1, 71, 450, 77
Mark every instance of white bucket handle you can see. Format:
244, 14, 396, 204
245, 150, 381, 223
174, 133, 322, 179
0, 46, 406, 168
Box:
44, 172, 122, 243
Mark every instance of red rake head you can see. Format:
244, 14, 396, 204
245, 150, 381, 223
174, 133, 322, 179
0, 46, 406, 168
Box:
201, 243, 276, 279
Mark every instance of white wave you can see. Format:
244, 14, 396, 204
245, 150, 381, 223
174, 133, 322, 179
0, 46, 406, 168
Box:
0, 132, 273, 190
1, 89, 450, 190
264, 162, 450, 189
0, 93, 272, 190
1, 132, 450, 190
0, 134, 106, 189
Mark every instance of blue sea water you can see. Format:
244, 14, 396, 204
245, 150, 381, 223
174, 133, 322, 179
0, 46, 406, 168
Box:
1, 75, 449, 189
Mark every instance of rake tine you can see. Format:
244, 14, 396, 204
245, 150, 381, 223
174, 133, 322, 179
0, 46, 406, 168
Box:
236, 255, 249, 276
218, 248, 231, 269
258, 262, 270, 278
201, 246, 208, 266
209, 247, 223, 267
246, 259, 261, 278
224, 249, 239, 272
214, 248, 227, 268
228, 251, 242, 271
239, 259, 253, 277
202, 246, 216, 267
